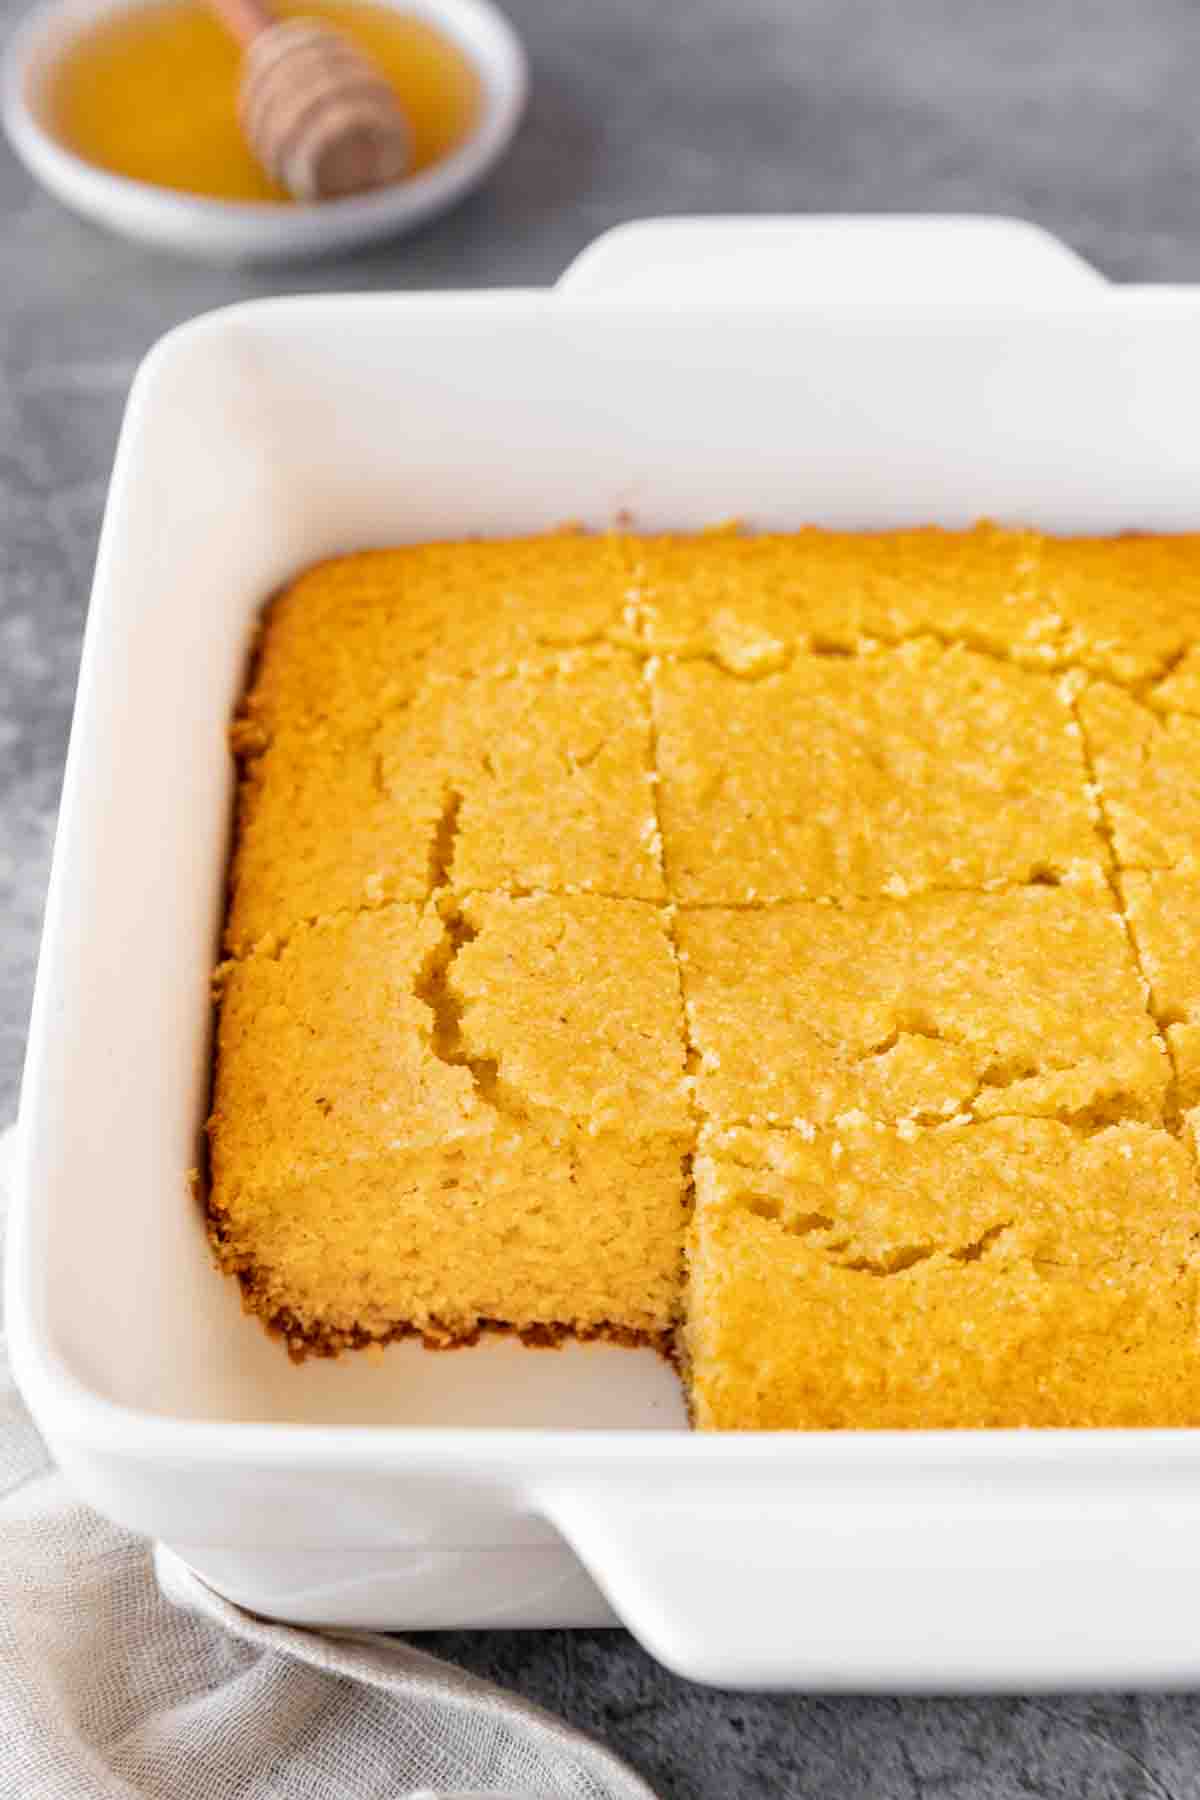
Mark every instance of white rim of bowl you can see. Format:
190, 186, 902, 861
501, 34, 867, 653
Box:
0, 0, 528, 252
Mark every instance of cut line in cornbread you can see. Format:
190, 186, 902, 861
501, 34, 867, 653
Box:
226, 647, 663, 953
676, 875, 1167, 1130
651, 637, 1100, 903
208, 898, 690, 1352
1077, 681, 1200, 874
225, 716, 443, 956
379, 651, 665, 903
1120, 868, 1200, 1109
686, 1119, 1200, 1429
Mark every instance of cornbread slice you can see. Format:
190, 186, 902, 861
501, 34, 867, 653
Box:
227, 649, 662, 952
225, 717, 443, 955
377, 651, 664, 901
243, 533, 633, 734
676, 878, 1166, 1130
208, 899, 690, 1350
686, 1120, 1200, 1429
1038, 534, 1200, 684
630, 522, 1043, 671
211, 907, 482, 1187
1077, 681, 1200, 871
652, 637, 1099, 903
1121, 868, 1200, 1107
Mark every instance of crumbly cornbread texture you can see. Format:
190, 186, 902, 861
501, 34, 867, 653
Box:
687, 1120, 1200, 1430
632, 523, 1200, 680
651, 638, 1098, 903
209, 899, 690, 1348
676, 875, 1167, 1130
1149, 645, 1200, 716
243, 535, 634, 732
1078, 681, 1200, 873
227, 645, 661, 954
1121, 869, 1200, 1109
211, 527, 1200, 1424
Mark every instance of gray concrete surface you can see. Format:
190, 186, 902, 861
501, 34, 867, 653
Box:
4, 1, 1200, 1793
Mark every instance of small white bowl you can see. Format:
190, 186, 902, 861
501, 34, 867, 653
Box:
1, 0, 527, 261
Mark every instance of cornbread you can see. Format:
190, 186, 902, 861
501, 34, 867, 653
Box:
378, 654, 664, 903
1078, 681, 1200, 873
687, 1120, 1200, 1430
209, 896, 690, 1348
632, 523, 1200, 680
1038, 533, 1200, 683
676, 875, 1167, 1130
1121, 869, 1200, 1109
633, 522, 1044, 671
243, 535, 634, 733
228, 647, 662, 953
1149, 645, 1200, 716
226, 716, 443, 955
651, 638, 1098, 904
210, 525, 1200, 1427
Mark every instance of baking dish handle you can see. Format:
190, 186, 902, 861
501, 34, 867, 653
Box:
542, 1486, 1200, 1690
556, 214, 1108, 303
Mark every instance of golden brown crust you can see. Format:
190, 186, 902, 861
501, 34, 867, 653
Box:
229, 1256, 676, 1364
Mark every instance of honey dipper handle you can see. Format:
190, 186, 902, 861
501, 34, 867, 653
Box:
208, 0, 277, 49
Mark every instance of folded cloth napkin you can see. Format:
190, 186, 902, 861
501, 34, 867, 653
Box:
0, 1124, 658, 1800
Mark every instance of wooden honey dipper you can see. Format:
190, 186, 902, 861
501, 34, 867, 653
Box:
209, 0, 411, 201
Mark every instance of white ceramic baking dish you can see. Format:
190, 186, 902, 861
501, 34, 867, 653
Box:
14, 216, 1200, 1691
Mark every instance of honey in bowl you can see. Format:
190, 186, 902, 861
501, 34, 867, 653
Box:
40, 0, 481, 203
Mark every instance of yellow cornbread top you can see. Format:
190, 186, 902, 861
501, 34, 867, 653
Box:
650, 637, 1099, 903
380, 653, 664, 901
688, 1118, 1200, 1430
1079, 681, 1200, 873
214, 525, 1200, 1417
227, 645, 665, 955
224, 524, 1200, 1131
632, 524, 1200, 681
449, 891, 689, 1138
210, 907, 485, 1194
212, 893, 691, 1177
229, 523, 1200, 937
243, 535, 635, 734
676, 874, 1166, 1131
1121, 868, 1200, 1109
695, 1115, 1199, 1275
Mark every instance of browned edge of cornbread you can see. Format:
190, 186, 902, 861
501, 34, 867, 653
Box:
203, 1172, 679, 1363
203, 547, 689, 1367
210, 1221, 676, 1366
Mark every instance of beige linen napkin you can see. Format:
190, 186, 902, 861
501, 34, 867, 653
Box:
0, 1123, 658, 1800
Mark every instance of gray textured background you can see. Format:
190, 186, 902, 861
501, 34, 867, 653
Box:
4, 1, 1200, 1794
